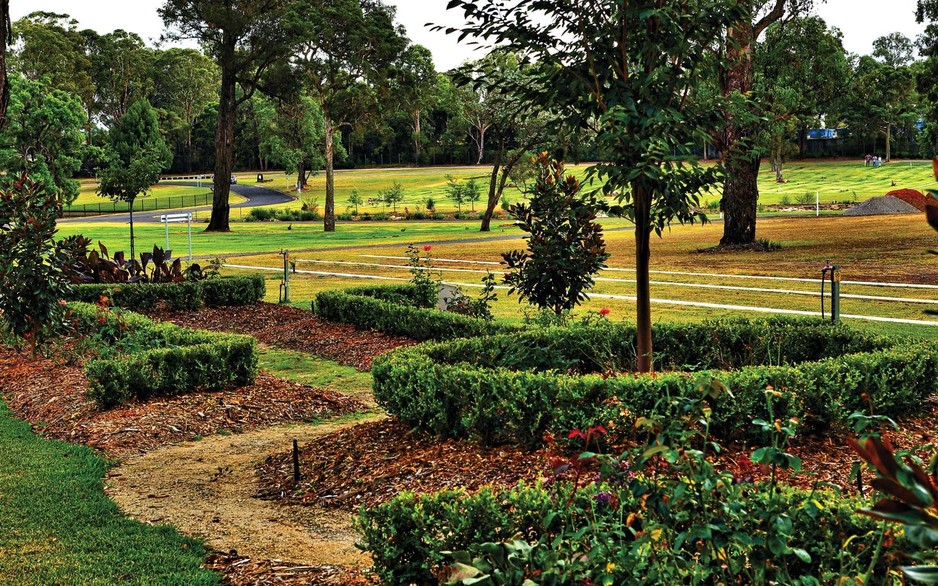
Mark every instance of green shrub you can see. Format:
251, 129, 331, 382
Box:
371, 317, 930, 445
247, 207, 276, 221
359, 482, 896, 586
199, 275, 266, 306
313, 285, 514, 341
66, 275, 266, 310
69, 302, 257, 408
67, 281, 202, 310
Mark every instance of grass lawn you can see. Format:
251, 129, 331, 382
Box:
258, 347, 374, 405
69, 183, 218, 208
0, 400, 217, 585
231, 159, 938, 215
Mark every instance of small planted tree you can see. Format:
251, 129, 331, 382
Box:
444, 174, 466, 211
98, 99, 171, 258
503, 154, 609, 316
0, 175, 70, 354
464, 178, 481, 212
347, 189, 363, 215
379, 181, 405, 213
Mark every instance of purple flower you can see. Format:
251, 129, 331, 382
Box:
595, 491, 613, 507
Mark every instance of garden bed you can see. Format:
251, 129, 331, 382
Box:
373, 317, 937, 445
144, 302, 416, 370
0, 347, 364, 459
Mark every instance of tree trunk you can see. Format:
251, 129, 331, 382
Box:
481, 144, 504, 232
715, 22, 759, 246
323, 116, 336, 232
798, 125, 808, 157
186, 124, 193, 173
413, 107, 422, 161
208, 61, 236, 232
129, 198, 136, 260
0, 0, 10, 131
721, 156, 760, 245
633, 184, 653, 373
885, 122, 892, 162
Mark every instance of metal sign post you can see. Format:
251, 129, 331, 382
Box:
160, 212, 193, 260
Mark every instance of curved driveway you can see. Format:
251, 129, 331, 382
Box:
60, 182, 295, 224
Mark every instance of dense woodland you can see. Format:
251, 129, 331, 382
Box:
8, 6, 937, 178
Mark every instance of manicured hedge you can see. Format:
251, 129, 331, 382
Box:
66, 274, 267, 310
69, 302, 257, 408
357, 483, 897, 586
313, 284, 515, 341
200, 274, 266, 306
372, 318, 935, 445
67, 281, 202, 310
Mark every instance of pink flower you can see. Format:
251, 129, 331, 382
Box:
423, 245, 432, 252
598, 308, 610, 317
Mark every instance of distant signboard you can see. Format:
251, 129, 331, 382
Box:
807, 128, 838, 140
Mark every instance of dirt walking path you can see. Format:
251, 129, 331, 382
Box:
105, 414, 384, 568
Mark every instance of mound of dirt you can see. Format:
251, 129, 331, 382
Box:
885, 188, 938, 211
844, 196, 921, 216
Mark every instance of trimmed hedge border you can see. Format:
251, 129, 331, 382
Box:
65, 274, 267, 310
372, 317, 937, 445
69, 302, 257, 408
312, 284, 515, 341
356, 483, 897, 586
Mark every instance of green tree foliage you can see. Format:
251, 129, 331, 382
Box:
98, 99, 172, 257
502, 155, 608, 316
715, 0, 817, 247
917, 1, 938, 149
255, 94, 324, 189
450, 0, 742, 371
755, 16, 849, 181
159, 0, 307, 232
444, 174, 466, 211
0, 75, 84, 204
87, 30, 154, 127
391, 44, 438, 162
294, 0, 407, 232
151, 48, 219, 172
0, 175, 70, 354
378, 181, 405, 212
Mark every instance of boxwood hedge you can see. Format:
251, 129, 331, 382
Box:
66, 274, 267, 310
372, 317, 936, 445
312, 284, 515, 341
69, 302, 257, 408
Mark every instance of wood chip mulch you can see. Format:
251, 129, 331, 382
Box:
204, 552, 375, 586
255, 419, 553, 511
256, 400, 938, 512
0, 348, 365, 459
143, 302, 416, 370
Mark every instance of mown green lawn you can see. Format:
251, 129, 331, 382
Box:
232, 159, 938, 214
0, 400, 217, 585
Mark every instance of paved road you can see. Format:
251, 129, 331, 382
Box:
59, 181, 295, 224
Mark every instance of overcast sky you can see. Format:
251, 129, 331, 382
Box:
10, 0, 929, 72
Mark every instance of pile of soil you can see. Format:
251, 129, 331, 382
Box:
144, 302, 415, 370
0, 348, 365, 459
844, 196, 921, 216
885, 188, 938, 211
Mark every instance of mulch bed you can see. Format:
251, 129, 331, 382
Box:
204, 552, 375, 586
0, 348, 365, 459
256, 419, 552, 510
256, 399, 938, 512
143, 302, 416, 370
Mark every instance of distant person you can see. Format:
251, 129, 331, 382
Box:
865, 154, 872, 167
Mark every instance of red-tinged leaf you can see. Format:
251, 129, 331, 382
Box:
860, 500, 938, 526
870, 478, 931, 508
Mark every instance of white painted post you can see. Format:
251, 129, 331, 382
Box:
187, 213, 193, 260
165, 217, 170, 250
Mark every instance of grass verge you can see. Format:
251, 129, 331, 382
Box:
0, 399, 217, 585
258, 347, 375, 405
